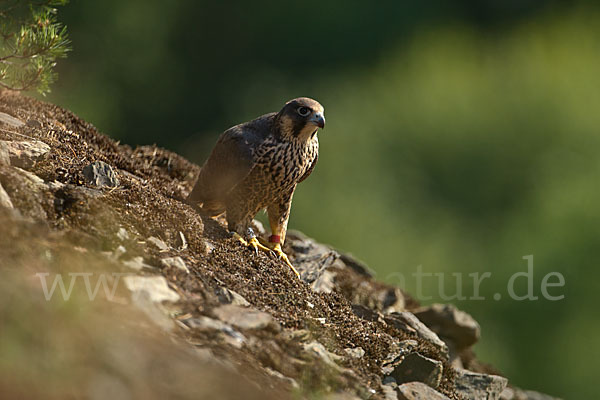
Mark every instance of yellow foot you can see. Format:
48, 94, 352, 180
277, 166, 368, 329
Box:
269, 243, 300, 279
233, 233, 271, 255
233, 233, 300, 279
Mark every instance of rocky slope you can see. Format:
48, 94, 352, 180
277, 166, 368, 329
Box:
0, 90, 559, 400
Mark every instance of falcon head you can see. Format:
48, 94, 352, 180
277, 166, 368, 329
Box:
277, 97, 325, 140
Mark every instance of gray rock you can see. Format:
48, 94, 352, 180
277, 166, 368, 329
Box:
448, 343, 464, 369
123, 275, 180, 303
184, 316, 228, 331
129, 290, 175, 331
413, 304, 480, 349
500, 386, 562, 400
202, 240, 215, 255
303, 341, 343, 368
311, 268, 337, 293
382, 339, 420, 376
0, 165, 50, 220
338, 252, 376, 277
82, 161, 119, 188
213, 304, 279, 331
385, 312, 449, 359
0, 139, 50, 169
382, 383, 399, 400
116, 227, 130, 241
383, 376, 398, 387
454, 368, 508, 400
215, 287, 250, 306
0, 111, 25, 127
389, 352, 443, 389
380, 287, 406, 314
183, 316, 246, 349
13, 165, 45, 184
122, 256, 157, 271
160, 256, 189, 273
264, 367, 299, 389
396, 382, 450, 400
114, 245, 127, 258
146, 236, 169, 251
286, 230, 339, 282
344, 347, 365, 359
0, 182, 13, 208
518, 390, 561, 400
383, 341, 422, 378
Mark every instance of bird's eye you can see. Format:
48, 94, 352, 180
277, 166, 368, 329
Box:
297, 107, 311, 117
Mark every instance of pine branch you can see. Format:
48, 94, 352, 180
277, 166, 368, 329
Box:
0, 0, 70, 95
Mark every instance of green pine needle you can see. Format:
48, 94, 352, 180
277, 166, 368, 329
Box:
0, 0, 70, 95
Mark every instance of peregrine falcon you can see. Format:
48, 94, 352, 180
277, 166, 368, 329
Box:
188, 97, 325, 278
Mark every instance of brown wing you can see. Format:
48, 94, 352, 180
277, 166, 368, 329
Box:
187, 113, 275, 205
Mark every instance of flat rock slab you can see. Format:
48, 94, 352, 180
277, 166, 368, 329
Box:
122, 256, 157, 271
213, 304, 279, 331
396, 382, 450, 400
454, 368, 508, 400
0, 164, 51, 220
0, 139, 50, 168
385, 312, 449, 359
215, 287, 250, 306
303, 341, 343, 368
0, 111, 25, 127
390, 352, 443, 389
146, 236, 169, 251
311, 268, 337, 293
286, 231, 339, 283
160, 256, 189, 273
344, 347, 365, 359
413, 304, 480, 349
123, 275, 180, 303
183, 316, 246, 348
500, 386, 562, 400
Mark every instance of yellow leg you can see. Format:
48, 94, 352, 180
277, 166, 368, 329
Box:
233, 232, 271, 255
233, 232, 299, 278
266, 194, 300, 279
267, 242, 300, 279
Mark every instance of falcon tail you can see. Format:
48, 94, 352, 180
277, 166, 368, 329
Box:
199, 200, 226, 216
186, 170, 226, 216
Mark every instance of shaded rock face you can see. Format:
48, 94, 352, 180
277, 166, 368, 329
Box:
0, 91, 561, 400
413, 304, 481, 350
390, 352, 443, 389
454, 369, 508, 400
384, 312, 449, 359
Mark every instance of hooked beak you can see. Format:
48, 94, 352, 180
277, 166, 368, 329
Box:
310, 113, 325, 129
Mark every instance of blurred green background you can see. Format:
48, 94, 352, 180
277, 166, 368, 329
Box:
46, 1, 600, 398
